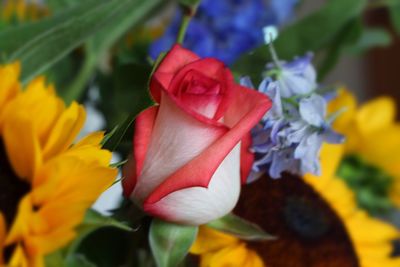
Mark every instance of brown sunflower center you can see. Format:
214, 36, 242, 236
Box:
0, 140, 31, 227
283, 196, 332, 240
234, 173, 360, 267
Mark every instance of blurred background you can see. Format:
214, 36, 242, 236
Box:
299, 0, 400, 105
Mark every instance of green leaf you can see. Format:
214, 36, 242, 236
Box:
317, 18, 363, 80
233, 0, 367, 80
72, 227, 135, 267
149, 219, 198, 267
66, 209, 132, 256
1, 0, 121, 81
346, 27, 392, 54
62, 0, 167, 103
100, 62, 154, 152
45, 209, 123, 267
0, 2, 94, 55
207, 213, 275, 241
101, 113, 137, 152
45, 250, 66, 267
390, 3, 400, 33
65, 254, 96, 267
0, 0, 165, 86
80, 209, 132, 231
46, 0, 85, 10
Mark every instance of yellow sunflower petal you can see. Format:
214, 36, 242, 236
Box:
356, 97, 396, 136
25, 227, 76, 256
8, 244, 29, 267
0, 62, 20, 112
0, 62, 20, 133
15, 77, 64, 145
347, 211, 398, 244
361, 125, 400, 167
63, 142, 112, 167
42, 101, 86, 160
243, 249, 265, 267
32, 155, 116, 205
6, 195, 33, 245
202, 243, 259, 267
2, 111, 42, 181
304, 143, 344, 183
328, 88, 357, 132
75, 131, 105, 147
190, 226, 239, 255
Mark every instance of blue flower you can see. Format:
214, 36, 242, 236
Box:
267, 53, 317, 98
149, 0, 298, 65
286, 95, 344, 175
244, 55, 344, 180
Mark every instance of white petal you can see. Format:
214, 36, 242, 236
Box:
147, 143, 241, 225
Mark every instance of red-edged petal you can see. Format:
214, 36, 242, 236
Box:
144, 86, 271, 205
122, 106, 158, 197
240, 132, 254, 184
143, 143, 242, 225
213, 68, 235, 121
131, 92, 228, 203
149, 45, 200, 102
168, 58, 226, 94
156, 44, 199, 74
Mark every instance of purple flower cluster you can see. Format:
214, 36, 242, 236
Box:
245, 54, 344, 181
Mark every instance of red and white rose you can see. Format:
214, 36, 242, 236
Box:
123, 45, 271, 225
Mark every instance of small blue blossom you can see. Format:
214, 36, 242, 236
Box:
245, 55, 344, 181
149, 0, 298, 65
267, 53, 317, 98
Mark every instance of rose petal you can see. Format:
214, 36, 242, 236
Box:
122, 106, 159, 197
150, 44, 200, 102
144, 144, 241, 225
240, 132, 254, 184
225, 85, 272, 182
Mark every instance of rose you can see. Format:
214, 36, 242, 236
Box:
123, 45, 271, 225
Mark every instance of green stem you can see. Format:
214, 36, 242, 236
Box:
176, 14, 191, 44
62, 51, 97, 104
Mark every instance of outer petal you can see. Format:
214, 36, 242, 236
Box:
122, 106, 159, 197
131, 92, 228, 203
144, 144, 241, 225
240, 132, 254, 184
225, 85, 272, 183
150, 44, 200, 102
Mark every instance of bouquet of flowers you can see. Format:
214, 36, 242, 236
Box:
1, 0, 400, 266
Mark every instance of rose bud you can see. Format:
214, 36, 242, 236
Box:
123, 45, 271, 225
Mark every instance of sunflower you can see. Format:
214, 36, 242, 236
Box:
233, 143, 400, 267
328, 89, 400, 210
0, 62, 117, 267
190, 226, 265, 267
